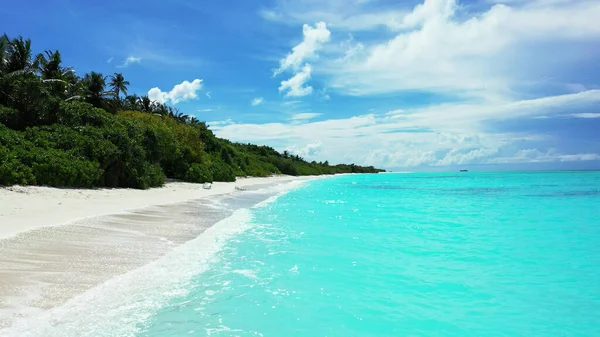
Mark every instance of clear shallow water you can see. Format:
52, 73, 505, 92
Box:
11, 172, 599, 336
135, 171, 600, 336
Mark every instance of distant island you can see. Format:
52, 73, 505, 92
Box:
0, 35, 384, 189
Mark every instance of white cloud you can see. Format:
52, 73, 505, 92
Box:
435, 148, 500, 166
286, 142, 323, 159
290, 113, 322, 121
208, 119, 234, 127
274, 22, 331, 75
487, 149, 600, 164
268, 0, 600, 100
252, 0, 600, 168
571, 113, 600, 119
107, 57, 114, 64
205, 92, 212, 99
118, 56, 141, 68
251, 97, 264, 106
198, 108, 215, 112
148, 79, 204, 104
279, 64, 313, 97
209, 91, 600, 168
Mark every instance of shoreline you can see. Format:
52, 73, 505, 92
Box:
0, 175, 314, 241
0, 175, 321, 332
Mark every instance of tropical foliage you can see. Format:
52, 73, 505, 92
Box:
0, 35, 384, 189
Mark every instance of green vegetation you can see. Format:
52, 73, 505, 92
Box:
0, 34, 384, 189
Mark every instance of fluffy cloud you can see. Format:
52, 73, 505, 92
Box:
251, 97, 264, 106
148, 79, 203, 104
286, 143, 323, 159
252, 0, 600, 168
274, 22, 330, 75
279, 64, 313, 97
270, 0, 600, 101
273, 22, 330, 97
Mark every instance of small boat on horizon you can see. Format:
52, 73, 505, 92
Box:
460, 170, 469, 172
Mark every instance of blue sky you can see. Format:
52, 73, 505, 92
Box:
4, 0, 600, 170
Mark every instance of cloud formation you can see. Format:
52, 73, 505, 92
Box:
274, 22, 330, 98
118, 56, 141, 68
321, 0, 600, 100
252, 0, 600, 168
251, 97, 264, 106
571, 113, 600, 119
279, 64, 313, 97
290, 112, 322, 121
274, 22, 330, 75
209, 90, 600, 168
148, 79, 204, 104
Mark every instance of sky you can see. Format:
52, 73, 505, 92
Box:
3, 0, 600, 171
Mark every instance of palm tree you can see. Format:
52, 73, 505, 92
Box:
141, 95, 152, 113
0, 34, 9, 77
109, 73, 129, 101
124, 94, 140, 110
34, 50, 77, 98
82, 72, 111, 108
36, 50, 62, 79
4, 36, 35, 75
188, 116, 200, 125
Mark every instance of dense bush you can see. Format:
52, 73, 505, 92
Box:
0, 147, 36, 185
185, 163, 213, 183
30, 149, 102, 188
55, 101, 111, 127
209, 158, 236, 182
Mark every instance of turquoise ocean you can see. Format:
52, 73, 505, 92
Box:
10, 172, 600, 336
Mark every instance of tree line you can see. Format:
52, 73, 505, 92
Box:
0, 34, 384, 189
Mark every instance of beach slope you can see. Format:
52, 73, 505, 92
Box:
0, 175, 314, 330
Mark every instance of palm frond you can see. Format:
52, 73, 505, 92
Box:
65, 95, 82, 102
2, 69, 34, 78
42, 78, 67, 84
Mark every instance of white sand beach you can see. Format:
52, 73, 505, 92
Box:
0, 175, 318, 331
0, 176, 308, 240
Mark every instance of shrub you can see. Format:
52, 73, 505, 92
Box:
56, 101, 111, 127
210, 159, 236, 182
131, 163, 165, 190
30, 148, 102, 188
185, 163, 213, 183
0, 106, 22, 130
0, 147, 36, 186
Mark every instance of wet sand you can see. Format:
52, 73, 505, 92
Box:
0, 176, 317, 330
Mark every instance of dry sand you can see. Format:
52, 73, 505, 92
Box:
0, 176, 305, 240
0, 175, 317, 330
